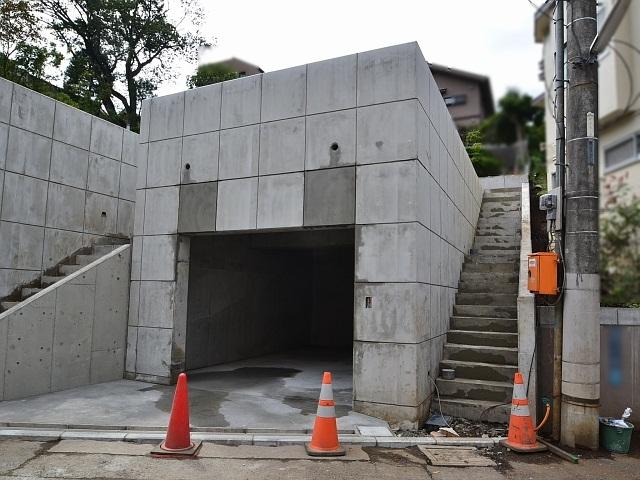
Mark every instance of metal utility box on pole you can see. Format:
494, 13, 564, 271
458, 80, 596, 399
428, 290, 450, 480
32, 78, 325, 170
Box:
561, 0, 600, 449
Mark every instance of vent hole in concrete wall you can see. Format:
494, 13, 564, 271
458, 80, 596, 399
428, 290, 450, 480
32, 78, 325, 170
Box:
365, 296, 372, 308
331, 142, 339, 151
185, 163, 191, 170
101, 211, 107, 217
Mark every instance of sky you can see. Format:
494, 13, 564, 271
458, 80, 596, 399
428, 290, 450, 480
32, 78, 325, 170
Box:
158, 0, 545, 104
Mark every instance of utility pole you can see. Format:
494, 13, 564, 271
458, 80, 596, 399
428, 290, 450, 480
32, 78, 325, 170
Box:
552, 0, 565, 443
561, 0, 600, 449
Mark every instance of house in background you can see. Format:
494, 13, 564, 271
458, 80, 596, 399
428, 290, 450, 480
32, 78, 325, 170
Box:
430, 63, 495, 130
535, 0, 640, 201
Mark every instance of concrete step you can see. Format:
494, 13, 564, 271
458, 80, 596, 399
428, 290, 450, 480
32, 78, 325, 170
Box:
477, 217, 521, 228
455, 292, 517, 306
435, 377, 513, 403
454, 305, 517, 319
439, 397, 510, 423
92, 245, 118, 255
443, 343, 518, 365
462, 262, 518, 274
446, 330, 518, 348
450, 316, 518, 333
41, 275, 66, 287
486, 187, 521, 194
458, 281, 518, 294
440, 359, 518, 383
472, 245, 520, 255
481, 202, 521, 212
75, 254, 102, 266
478, 211, 521, 220
473, 236, 519, 248
21, 288, 42, 300
483, 193, 521, 202
1, 301, 19, 311
60, 264, 83, 275
460, 271, 518, 283
465, 253, 520, 263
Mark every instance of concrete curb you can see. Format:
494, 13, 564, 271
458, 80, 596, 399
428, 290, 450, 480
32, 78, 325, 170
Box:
0, 427, 504, 448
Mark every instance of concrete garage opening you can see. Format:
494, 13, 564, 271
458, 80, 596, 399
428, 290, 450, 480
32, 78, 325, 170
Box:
183, 227, 355, 423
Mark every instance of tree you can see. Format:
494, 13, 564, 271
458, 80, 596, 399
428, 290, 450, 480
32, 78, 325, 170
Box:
0, 0, 62, 89
187, 62, 238, 88
463, 128, 502, 177
37, 0, 207, 130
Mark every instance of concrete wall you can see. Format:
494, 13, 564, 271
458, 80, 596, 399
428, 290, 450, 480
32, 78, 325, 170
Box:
0, 78, 137, 298
0, 244, 130, 400
128, 42, 482, 427
184, 230, 353, 370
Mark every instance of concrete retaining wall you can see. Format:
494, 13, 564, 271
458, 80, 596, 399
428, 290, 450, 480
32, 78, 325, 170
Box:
0, 78, 137, 298
128, 42, 482, 427
0, 244, 130, 400
600, 307, 640, 418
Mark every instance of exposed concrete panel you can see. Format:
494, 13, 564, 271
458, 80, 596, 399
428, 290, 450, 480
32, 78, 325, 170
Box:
125, 326, 138, 372
119, 163, 136, 201
149, 92, 184, 141
53, 103, 91, 150
10, 85, 55, 137
307, 54, 357, 114
355, 160, 417, 224
261, 65, 306, 122
50, 141, 89, 189
130, 237, 142, 281
0, 77, 12, 123
1, 172, 48, 225
133, 190, 145, 236
354, 282, 429, 343
181, 131, 219, 183
147, 138, 182, 187
258, 117, 305, 175
136, 144, 148, 189
135, 326, 172, 378
305, 110, 356, 170
139, 99, 151, 143
141, 235, 177, 281
84, 192, 118, 235
0, 221, 44, 270
219, 125, 259, 179
5, 126, 52, 179
0, 245, 131, 400
221, 74, 262, 129
138, 281, 175, 329
0, 269, 39, 298
0, 123, 8, 170
46, 183, 85, 232
356, 100, 418, 164
144, 186, 179, 235
90, 117, 123, 160
357, 42, 418, 106
216, 177, 258, 231
42, 228, 84, 270
257, 173, 304, 229
304, 166, 355, 226
178, 182, 217, 233
87, 153, 121, 196
117, 200, 134, 237
121, 130, 139, 166
184, 83, 221, 136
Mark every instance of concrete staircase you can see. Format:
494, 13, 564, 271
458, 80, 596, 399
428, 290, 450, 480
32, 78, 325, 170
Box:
436, 187, 522, 423
0, 241, 128, 312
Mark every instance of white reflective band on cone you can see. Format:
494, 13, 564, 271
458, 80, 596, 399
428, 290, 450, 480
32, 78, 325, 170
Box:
511, 403, 531, 416
316, 405, 336, 418
319, 383, 334, 401
512, 382, 526, 400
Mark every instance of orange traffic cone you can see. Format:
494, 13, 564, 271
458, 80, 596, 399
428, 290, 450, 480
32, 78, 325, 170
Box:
500, 372, 547, 453
152, 373, 202, 457
305, 372, 346, 457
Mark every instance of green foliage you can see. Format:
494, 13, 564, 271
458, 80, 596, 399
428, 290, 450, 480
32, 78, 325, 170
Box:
463, 128, 502, 177
600, 174, 640, 307
37, 0, 207, 130
0, 0, 63, 91
188, 63, 238, 88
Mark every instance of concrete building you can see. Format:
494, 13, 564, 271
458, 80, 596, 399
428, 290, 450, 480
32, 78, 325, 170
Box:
430, 64, 495, 130
535, 0, 640, 200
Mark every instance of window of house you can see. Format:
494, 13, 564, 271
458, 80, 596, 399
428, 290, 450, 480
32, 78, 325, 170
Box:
604, 134, 640, 172
444, 94, 467, 107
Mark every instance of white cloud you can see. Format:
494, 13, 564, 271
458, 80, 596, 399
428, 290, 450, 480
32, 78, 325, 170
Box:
159, 0, 544, 103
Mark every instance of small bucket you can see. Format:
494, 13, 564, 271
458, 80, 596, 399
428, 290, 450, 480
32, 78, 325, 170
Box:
599, 417, 634, 454
441, 368, 455, 380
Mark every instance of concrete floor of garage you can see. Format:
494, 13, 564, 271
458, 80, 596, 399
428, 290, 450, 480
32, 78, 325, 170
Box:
0, 348, 385, 431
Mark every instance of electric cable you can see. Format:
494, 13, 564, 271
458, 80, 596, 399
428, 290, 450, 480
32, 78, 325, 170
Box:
427, 373, 452, 428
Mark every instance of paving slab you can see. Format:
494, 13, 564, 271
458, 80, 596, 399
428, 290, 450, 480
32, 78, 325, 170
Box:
198, 444, 369, 461
49, 440, 151, 456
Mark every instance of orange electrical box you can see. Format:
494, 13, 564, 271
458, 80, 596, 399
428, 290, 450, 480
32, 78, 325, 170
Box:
528, 252, 559, 295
